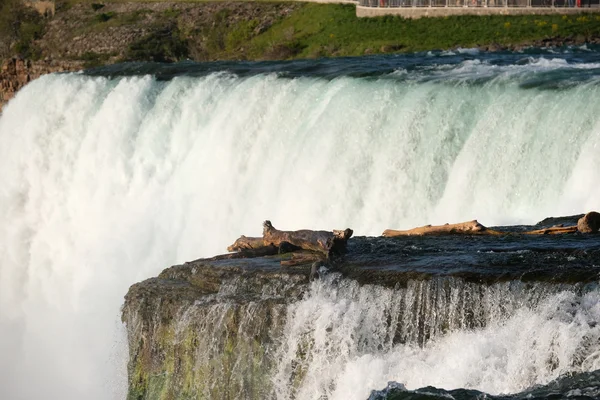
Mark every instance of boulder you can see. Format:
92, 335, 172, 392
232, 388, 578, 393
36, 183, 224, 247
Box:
577, 211, 600, 233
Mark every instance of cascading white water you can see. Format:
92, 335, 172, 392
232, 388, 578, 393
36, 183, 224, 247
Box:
271, 275, 600, 400
0, 61, 599, 399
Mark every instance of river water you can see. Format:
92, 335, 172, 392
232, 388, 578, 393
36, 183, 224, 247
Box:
1, 47, 600, 399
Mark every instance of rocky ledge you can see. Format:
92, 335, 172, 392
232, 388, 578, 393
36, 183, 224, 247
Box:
122, 215, 600, 399
0, 57, 82, 112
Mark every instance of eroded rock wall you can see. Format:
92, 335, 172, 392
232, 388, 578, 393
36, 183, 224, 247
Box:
122, 261, 308, 400
0, 57, 81, 111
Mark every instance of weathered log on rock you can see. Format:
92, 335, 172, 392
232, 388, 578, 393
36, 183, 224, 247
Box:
263, 220, 353, 257
227, 236, 266, 252
212, 244, 279, 260
382, 220, 502, 237
578, 211, 600, 233
524, 225, 578, 235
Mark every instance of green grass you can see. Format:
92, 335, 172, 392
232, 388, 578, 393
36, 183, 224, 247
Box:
241, 4, 600, 58
118, 3, 600, 62
10, 1, 600, 65
125, 23, 189, 62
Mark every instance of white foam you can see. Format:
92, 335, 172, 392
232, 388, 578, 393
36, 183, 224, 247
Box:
456, 47, 480, 55
273, 276, 600, 400
418, 56, 600, 82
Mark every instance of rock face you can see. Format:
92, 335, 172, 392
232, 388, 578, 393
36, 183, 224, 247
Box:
122, 230, 600, 400
577, 211, 600, 233
25, 0, 55, 17
36, 2, 299, 63
0, 58, 81, 111
122, 259, 308, 400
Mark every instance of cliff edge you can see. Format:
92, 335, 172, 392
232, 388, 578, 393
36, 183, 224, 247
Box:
122, 225, 600, 399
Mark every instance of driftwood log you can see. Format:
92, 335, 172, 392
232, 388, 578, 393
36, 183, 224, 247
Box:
227, 221, 353, 259
207, 244, 279, 260
383, 212, 600, 236
524, 226, 579, 235
227, 235, 267, 252
263, 220, 353, 257
382, 220, 503, 237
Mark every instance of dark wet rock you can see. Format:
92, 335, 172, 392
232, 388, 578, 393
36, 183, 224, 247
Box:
370, 370, 600, 399
536, 214, 584, 228
578, 211, 600, 233
478, 42, 506, 52
309, 261, 321, 281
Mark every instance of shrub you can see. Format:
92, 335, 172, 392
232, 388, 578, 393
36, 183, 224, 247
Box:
95, 12, 115, 23
126, 24, 189, 62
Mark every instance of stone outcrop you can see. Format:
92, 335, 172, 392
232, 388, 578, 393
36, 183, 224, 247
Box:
577, 211, 600, 233
0, 58, 82, 111
36, 2, 298, 62
122, 220, 600, 400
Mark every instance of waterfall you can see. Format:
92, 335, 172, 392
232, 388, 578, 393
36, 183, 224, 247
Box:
1, 56, 599, 398
272, 275, 600, 400
122, 272, 600, 399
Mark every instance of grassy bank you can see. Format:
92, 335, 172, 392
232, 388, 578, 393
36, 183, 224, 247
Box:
245, 4, 600, 57
8, 1, 600, 65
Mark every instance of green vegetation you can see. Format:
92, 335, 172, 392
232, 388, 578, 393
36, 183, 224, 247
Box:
94, 11, 115, 22
240, 4, 600, 58
5, 1, 600, 66
0, 0, 47, 60
125, 24, 189, 62
116, 3, 600, 62
79, 51, 115, 68
86, 9, 151, 29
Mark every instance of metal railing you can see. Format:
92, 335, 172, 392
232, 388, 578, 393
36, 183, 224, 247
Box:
358, 0, 599, 7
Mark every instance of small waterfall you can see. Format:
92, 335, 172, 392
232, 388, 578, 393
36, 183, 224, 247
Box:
271, 275, 600, 400
123, 272, 600, 400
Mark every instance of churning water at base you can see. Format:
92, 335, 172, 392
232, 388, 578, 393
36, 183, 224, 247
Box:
2, 49, 600, 399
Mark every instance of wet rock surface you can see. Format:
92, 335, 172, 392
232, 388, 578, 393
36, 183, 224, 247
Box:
127, 231, 600, 305
122, 224, 600, 400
